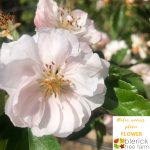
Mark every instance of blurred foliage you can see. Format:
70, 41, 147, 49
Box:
0, 0, 150, 40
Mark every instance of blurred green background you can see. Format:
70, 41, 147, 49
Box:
1, 0, 150, 41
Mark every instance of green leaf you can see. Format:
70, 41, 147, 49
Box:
113, 88, 150, 116
111, 48, 128, 65
103, 77, 150, 116
109, 65, 135, 78
126, 76, 146, 96
109, 65, 146, 96
28, 130, 60, 150
0, 115, 60, 150
118, 80, 137, 93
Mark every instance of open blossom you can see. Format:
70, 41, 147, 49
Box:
102, 40, 131, 65
92, 32, 109, 50
130, 64, 150, 99
0, 29, 109, 137
34, 0, 101, 45
131, 34, 149, 59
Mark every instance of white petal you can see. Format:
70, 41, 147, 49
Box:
68, 70, 98, 97
79, 42, 92, 54
63, 93, 84, 129
82, 19, 101, 44
5, 90, 26, 127
36, 29, 79, 65
0, 59, 38, 92
65, 53, 104, 97
83, 78, 107, 111
85, 94, 105, 111
54, 99, 75, 137
0, 35, 40, 64
54, 93, 91, 137
34, 0, 58, 28
32, 97, 62, 137
14, 80, 45, 127
71, 9, 88, 27
84, 53, 104, 77
75, 96, 91, 131
99, 59, 110, 79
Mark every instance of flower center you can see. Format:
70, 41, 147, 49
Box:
57, 8, 81, 31
39, 62, 70, 98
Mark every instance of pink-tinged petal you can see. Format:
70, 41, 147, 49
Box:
67, 70, 98, 97
100, 59, 110, 78
82, 19, 101, 44
79, 42, 92, 54
32, 97, 62, 137
71, 9, 88, 27
14, 80, 45, 127
85, 79, 106, 110
5, 90, 26, 128
54, 92, 91, 137
65, 53, 104, 97
34, 0, 58, 28
0, 35, 40, 64
54, 99, 75, 137
36, 29, 79, 65
80, 77, 107, 112
63, 92, 84, 129
0, 59, 39, 93
84, 53, 104, 77
75, 96, 91, 131
85, 94, 105, 111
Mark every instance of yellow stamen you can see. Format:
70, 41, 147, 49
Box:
57, 8, 81, 31
38, 63, 70, 98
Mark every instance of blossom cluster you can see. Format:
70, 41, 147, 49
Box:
0, 0, 109, 137
100, 33, 150, 100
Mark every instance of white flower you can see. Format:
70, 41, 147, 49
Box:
0, 29, 109, 137
130, 64, 150, 99
102, 40, 131, 65
34, 0, 101, 45
92, 32, 109, 50
131, 34, 148, 59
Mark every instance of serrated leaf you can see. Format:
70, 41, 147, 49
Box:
103, 78, 150, 116
113, 88, 150, 116
118, 80, 138, 93
109, 65, 135, 77
109, 65, 146, 96
126, 76, 146, 96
